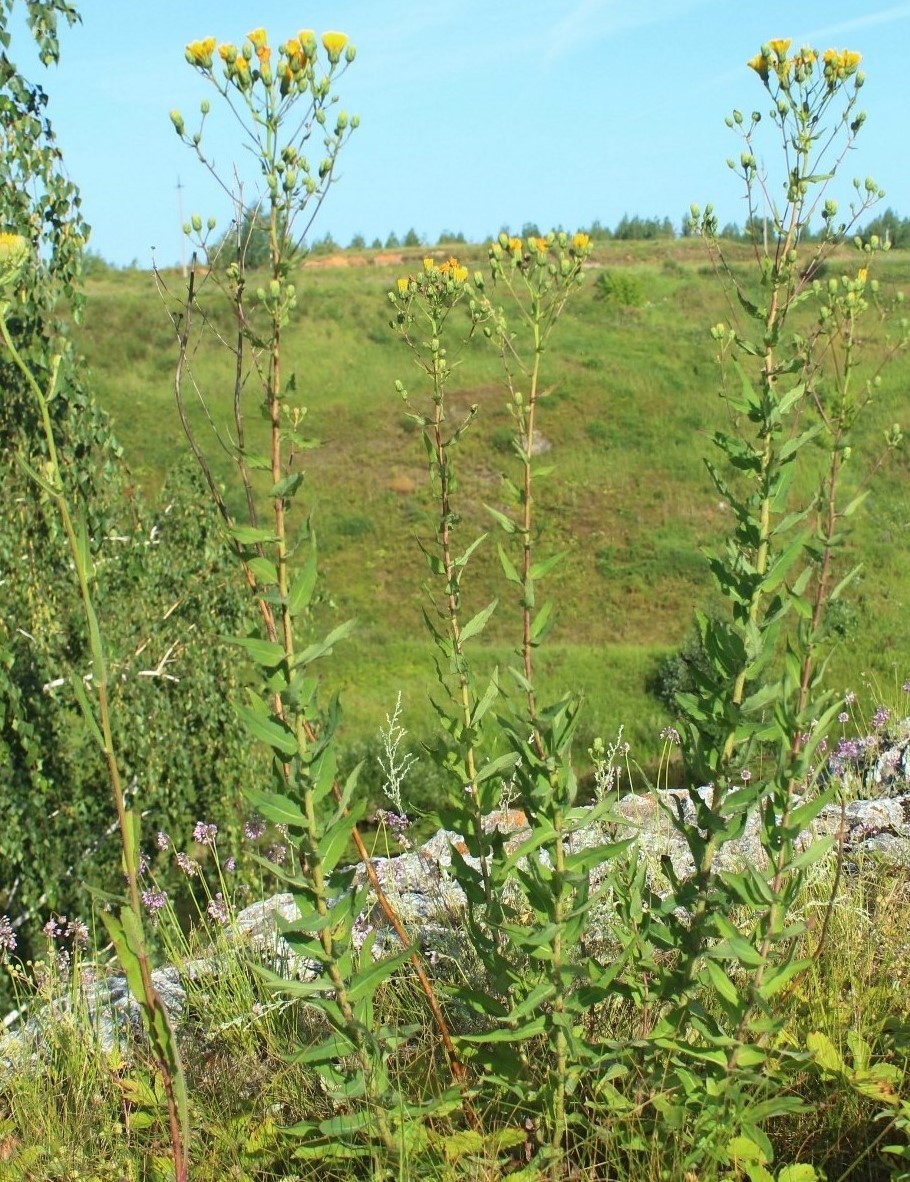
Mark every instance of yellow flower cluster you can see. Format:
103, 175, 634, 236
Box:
186, 28, 352, 95
823, 47, 862, 83
185, 37, 216, 68
748, 38, 860, 89
393, 256, 471, 303
439, 257, 469, 284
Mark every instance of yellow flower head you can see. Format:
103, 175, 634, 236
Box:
0, 231, 29, 290
768, 38, 791, 59
322, 31, 348, 61
298, 29, 316, 54
530, 236, 549, 254
218, 42, 236, 62
439, 257, 468, 284
508, 236, 522, 254
185, 37, 216, 68
396, 277, 409, 296
823, 47, 862, 82
857, 266, 868, 285
256, 45, 271, 68
423, 257, 435, 272
246, 28, 268, 51
747, 52, 770, 83
572, 232, 590, 252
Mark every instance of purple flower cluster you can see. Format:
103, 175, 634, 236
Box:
207, 892, 229, 924
176, 851, 199, 878
376, 809, 410, 833
660, 726, 681, 746
43, 914, 89, 947
141, 888, 168, 915
244, 815, 266, 841
0, 914, 16, 954
193, 820, 218, 846
873, 706, 891, 730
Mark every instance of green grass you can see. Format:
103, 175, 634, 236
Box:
74, 239, 910, 778
3, 838, 910, 1179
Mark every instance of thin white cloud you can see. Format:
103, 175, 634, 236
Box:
802, 3, 910, 44
542, 0, 712, 62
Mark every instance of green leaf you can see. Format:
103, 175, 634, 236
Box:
293, 619, 356, 668
71, 675, 104, 750
225, 636, 287, 668
497, 542, 522, 584
758, 957, 810, 1000
240, 452, 274, 471
459, 1016, 547, 1043
843, 489, 870, 518
247, 556, 278, 584
475, 752, 521, 784
460, 599, 498, 644
243, 787, 307, 828
229, 523, 279, 545
471, 670, 500, 727
235, 705, 299, 755
346, 946, 411, 1003
485, 504, 517, 534
778, 1166, 820, 1182
703, 958, 741, 1006
529, 551, 565, 581
271, 471, 303, 498
288, 544, 318, 616
806, 1031, 843, 1074
530, 600, 554, 642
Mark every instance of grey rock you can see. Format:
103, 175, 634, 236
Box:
5, 786, 910, 1074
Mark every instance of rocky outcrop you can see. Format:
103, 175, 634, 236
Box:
4, 786, 910, 1071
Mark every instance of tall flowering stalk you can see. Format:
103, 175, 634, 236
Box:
635, 39, 906, 1170
485, 231, 592, 732
168, 27, 472, 1158
0, 235, 189, 1182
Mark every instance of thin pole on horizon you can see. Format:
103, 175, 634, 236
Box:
176, 176, 187, 278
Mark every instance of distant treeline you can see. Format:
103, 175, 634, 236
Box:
88, 207, 910, 273
281, 206, 910, 254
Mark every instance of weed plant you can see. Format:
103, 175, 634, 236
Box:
3, 21, 910, 1182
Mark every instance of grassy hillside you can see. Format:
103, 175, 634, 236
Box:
74, 238, 910, 777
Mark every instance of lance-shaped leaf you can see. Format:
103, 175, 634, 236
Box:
235, 704, 299, 755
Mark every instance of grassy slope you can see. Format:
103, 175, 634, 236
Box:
75, 240, 910, 776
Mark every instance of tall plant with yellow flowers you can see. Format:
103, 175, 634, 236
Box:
164, 26, 463, 1165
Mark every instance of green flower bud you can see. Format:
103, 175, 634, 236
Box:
200, 99, 210, 115
191, 214, 202, 232
207, 217, 216, 231
351, 114, 360, 129
169, 109, 185, 136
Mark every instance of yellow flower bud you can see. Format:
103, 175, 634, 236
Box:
396, 277, 409, 296
246, 28, 268, 51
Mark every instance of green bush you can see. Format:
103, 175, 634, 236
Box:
593, 268, 645, 307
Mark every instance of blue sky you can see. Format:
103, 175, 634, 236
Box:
12, 0, 910, 267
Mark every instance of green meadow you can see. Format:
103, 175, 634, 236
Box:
77, 239, 910, 776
